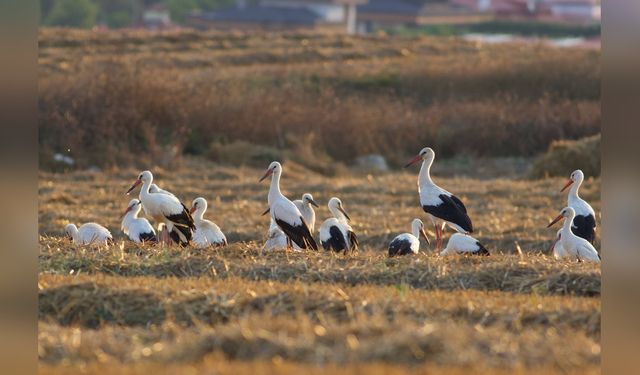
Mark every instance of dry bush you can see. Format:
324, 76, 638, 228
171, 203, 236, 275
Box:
38, 29, 600, 171
530, 134, 600, 178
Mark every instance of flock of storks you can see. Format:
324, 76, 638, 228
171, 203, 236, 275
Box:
62, 147, 600, 262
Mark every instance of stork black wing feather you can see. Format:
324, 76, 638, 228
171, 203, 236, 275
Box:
388, 238, 413, 257
474, 241, 490, 256
571, 214, 596, 244
322, 225, 348, 253
138, 231, 157, 243
423, 194, 473, 233
275, 217, 318, 250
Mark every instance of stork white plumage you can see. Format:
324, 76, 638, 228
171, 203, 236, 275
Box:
405, 147, 473, 252
388, 218, 429, 257
121, 198, 157, 243
293, 193, 319, 232
259, 162, 317, 250
549, 229, 568, 259
126, 170, 195, 246
547, 206, 600, 262
439, 233, 489, 257
149, 183, 175, 197
64, 222, 113, 246
190, 197, 227, 248
319, 197, 358, 253
561, 169, 597, 244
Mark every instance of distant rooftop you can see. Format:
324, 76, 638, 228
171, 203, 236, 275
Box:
198, 5, 322, 26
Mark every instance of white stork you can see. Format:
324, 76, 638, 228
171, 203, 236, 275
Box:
259, 162, 317, 250
319, 197, 358, 253
64, 222, 113, 246
293, 193, 319, 232
190, 197, 227, 248
388, 218, 429, 257
126, 170, 195, 246
561, 169, 597, 244
121, 198, 157, 244
405, 147, 473, 252
263, 218, 301, 251
547, 206, 600, 262
439, 233, 490, 257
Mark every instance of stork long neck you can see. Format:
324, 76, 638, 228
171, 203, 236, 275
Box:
140, 178, 152, 200
411, 224, 420, 238
562, 212, 575, 237
568, 178, 582, 202
268, 170, 283, 204
418, 157, 434, 187
122, 209, 137, 229
193, 206, 205, 223
330, 206, 347, 223
70, 227, 79, 243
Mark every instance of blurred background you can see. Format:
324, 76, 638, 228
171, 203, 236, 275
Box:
38, 0, 601, 178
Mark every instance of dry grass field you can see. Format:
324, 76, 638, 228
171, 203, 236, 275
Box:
38, 158, 601, 374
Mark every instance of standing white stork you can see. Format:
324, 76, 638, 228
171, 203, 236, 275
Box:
561, 169, 597, 244
121, 198, 157, 244
549, 229, 568, 259
64, 222, 113, 246
405, 147, 473, 252
547, 206, 600, 262
439, 233, 489, 257
319, 197, 358, 254
293, 193, 319, 232
190, 197, 227, 248
126, 171, 195, 246
259, 162, 317, 250
388, 218, 430, 257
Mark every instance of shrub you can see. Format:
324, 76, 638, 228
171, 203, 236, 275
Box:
529, 134, 601, 178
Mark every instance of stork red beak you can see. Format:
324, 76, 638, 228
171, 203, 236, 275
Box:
259, 168, 273, 182
404, 154, 422, 168
561, 179, 574, 192
420, 228, 430, 245
126, 179, 142, 195
190, 206, 197, 215
338, 206, 351, 221
261, 207, 270, 216
547, 214, 564, 228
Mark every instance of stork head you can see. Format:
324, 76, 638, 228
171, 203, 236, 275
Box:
328, 197, 351, 221
190, 197, 207, 215
411, 218, 430, 245
64, 223, 78, 241
122, 199, 141, 218
302, 193, 319, 208
547, 206, 576, 228
404, 147, 435, 168
126, 170, 153, 195
259, 161, 282, 182
561, 169, 584, 192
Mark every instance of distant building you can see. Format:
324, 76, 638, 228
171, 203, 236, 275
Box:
187, 0, 368, 34
451, 0, 601, 23
140, 3, 178, 31
356, 0, 492, 33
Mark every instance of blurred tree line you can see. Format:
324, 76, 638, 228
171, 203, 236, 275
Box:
40, 0, 235, 28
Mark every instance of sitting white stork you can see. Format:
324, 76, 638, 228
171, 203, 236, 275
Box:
121, 199, 157, 244
259, 162, 317, 250
547, 206, 600, 262
190, 197, 227, 248
319, 197, 358, 254
126, 170, 195, 246
388, 218, 430, 257
439, 233, 489, 257
64, 222, 113, 246
562, 169, 597, 244
405, 147, 473, 252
